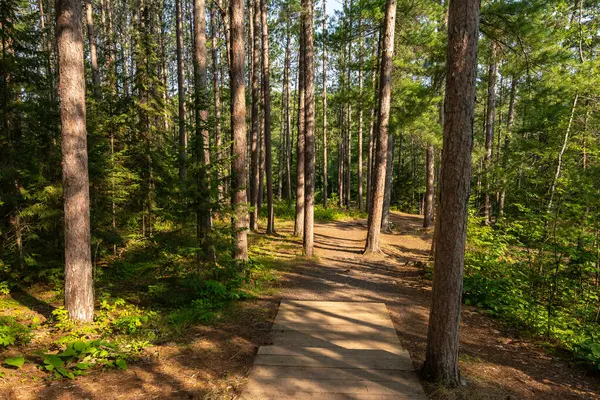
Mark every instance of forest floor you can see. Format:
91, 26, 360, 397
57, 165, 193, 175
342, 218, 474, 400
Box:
2, 211, 600, 399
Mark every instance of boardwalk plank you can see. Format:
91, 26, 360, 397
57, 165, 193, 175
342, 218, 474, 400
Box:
246, 377, 425, 395
250, 365, 420, 382
271, 323, 398, 335
254, 354, 414, 370
257, 346, 409, 360
240, 301, 426, 399
242, 392, 427, 400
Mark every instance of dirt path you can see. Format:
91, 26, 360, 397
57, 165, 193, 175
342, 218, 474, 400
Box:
273, 212, 600, 399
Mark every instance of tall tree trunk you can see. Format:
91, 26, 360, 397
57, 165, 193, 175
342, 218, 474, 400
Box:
249, 0, 260, 231
322, 0, 328, 209
84, 0, 101, 98
345, 0, 353, 210
229, 0, 248, 261
302, 0, 315, 256
194, 0, 213, 262
381, 132, 394, 232
176, 0, 187, 182
210, 3, 223, 198
339, 109, 345, 207
422, 0, 480, 386
366, 30, 381, 213
10, 208, 25, 271
258, 89, 265, 210
285, 31, 292, 201
258, 75, 265, 207
104, 0, 116, 84
278, 67, 285, 201
483, 43, 498, 225
294, 23, 306, 238
219, 0, 231, 69
39, 0, 54, 100
247, 0, 253, 87
364, 0, 396, 254
499, 75, 517, 218
289, 65, 297, 183
278, 90, 284, 200
261, 0, 274, 233
423, 144, 435, 227
57, 0, 94, 322
357, 17, 364, 212
245, 1, 252, 200
346, 104, 352, 209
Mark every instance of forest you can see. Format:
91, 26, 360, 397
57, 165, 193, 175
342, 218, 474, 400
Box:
1, 0, 599, 397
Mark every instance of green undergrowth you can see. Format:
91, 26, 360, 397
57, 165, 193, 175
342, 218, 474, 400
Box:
262, 200, 367, 222
0, 223, 293, 379
463, 213, 600, 370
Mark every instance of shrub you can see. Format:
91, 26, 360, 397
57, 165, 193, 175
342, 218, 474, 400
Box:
0, 317, 31, 347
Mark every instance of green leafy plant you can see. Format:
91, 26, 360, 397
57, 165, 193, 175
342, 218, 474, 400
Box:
0, 317, 31, 347
51, 307, 75, 332
0, 281, 10, 295
4, 356, 25, 368
40, 340, 127, 380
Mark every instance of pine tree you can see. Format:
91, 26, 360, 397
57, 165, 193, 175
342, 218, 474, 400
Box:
261, 0, 274, 233
229, 0, 249, 261
422, 0, 481, 386
302, 0, 315, 256
56, 0, 94, 322
364, 0, 396, 254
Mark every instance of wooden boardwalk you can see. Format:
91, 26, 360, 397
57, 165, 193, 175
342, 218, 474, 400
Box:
241, 301, 427, 399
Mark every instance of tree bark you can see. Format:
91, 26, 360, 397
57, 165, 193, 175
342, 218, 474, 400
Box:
57, 0, 94, 322
483, 43, 498, 225
229, 0, 249, 261
357, 17, 364, 212
339, 109, 345, 207
366, 30, 381, 213
381, 132, 394, 232
499, 75, 517, 217
261, 0, 274, 233
210, 2, 223, 198
285, 31, 292, 201
302, 0, 315, 256
364, 0, 396, 254
346, 104, 352, 209
84, 0, 101, 98
294, 23, 306, 238
258, 98, 265, 209
194, 0, 213, 262
345, 0, 353, 210
322, 0, 328, 209
249, 0, 260, 231
423, 144, 435, 228
39, 0, 54, 101
422, 0, 480, 386
176, 0, 187, 182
